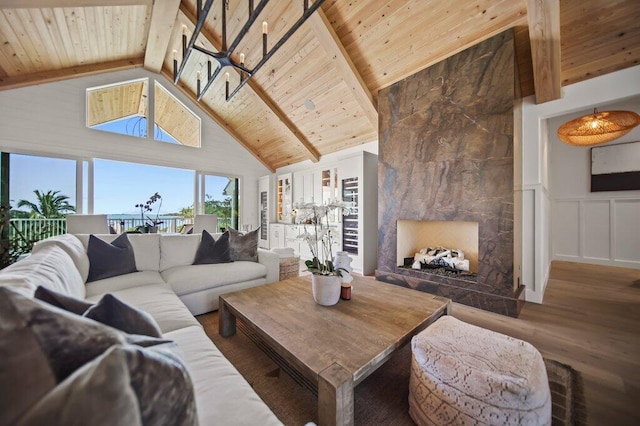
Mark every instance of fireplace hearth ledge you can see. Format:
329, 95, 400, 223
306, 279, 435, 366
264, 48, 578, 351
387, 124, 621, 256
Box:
375, 270, 525, 318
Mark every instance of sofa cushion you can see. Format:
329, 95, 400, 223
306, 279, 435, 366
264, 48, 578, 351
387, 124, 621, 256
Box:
160, 234, 202, 271
164, 325, 282, 426
86, 284, 201, 334
17, 345, 143, 426
0, 292, 58, 426
34, 286, 93, 315
0, 288, 170, 424
33, 234, 90, 283
228, 227, 259, 261
87, 234, 138, 282
84, 294, 163, 338
76, 233, 161, 272
85, 271, 166, 298
193, 230, 233, 265
19, 343, 198, 426
0, 245, 85, 299
162, 261, 267, 297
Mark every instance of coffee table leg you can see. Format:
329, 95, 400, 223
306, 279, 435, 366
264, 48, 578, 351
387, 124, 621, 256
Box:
219, 300, 236, 337
318, 363, 354, 426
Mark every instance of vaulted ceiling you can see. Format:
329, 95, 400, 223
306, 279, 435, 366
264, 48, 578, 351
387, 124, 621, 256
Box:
0, 0, 638, 171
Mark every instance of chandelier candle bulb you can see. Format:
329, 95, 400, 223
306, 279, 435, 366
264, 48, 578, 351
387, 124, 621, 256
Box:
263, 22, 268, 57
225, 72, 230, 100
240, 53, 245, 65
172, 50, 177, 78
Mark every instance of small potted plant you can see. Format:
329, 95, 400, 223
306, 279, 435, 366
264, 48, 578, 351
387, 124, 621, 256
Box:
135, 192, 163, 233
296, 201, 348, 306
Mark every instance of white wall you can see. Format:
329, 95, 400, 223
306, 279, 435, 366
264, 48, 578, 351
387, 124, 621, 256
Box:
548, 97, 640, 269
521, 64, 640, 303
0, 68, 270, 227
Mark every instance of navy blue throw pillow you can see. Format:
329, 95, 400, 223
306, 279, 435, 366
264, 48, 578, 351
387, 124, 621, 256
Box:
87, 233, 138, 282
193, 230, 233, 265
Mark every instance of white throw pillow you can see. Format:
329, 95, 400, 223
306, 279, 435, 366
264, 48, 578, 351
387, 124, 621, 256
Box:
159, 234, 202, 271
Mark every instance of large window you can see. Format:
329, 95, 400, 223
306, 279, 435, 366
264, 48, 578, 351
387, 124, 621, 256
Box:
94, 160, 195, 233
2, 152, 240, 266
7, 154, 77, 262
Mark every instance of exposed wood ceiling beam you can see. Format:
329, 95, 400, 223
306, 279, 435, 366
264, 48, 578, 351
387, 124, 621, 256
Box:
0, 0, 151, 7
526, 0, 562, 103
301, 5, 378, 130
179, 3, 320, 164
0, 57, 144, 91
144, 0, 181, 73
160, 67, 276, 173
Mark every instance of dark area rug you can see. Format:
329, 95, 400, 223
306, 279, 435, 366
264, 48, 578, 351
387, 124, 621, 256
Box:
204, 317, 585, 426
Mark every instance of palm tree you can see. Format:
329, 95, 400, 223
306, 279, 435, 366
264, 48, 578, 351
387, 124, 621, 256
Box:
16, 190, 76, 218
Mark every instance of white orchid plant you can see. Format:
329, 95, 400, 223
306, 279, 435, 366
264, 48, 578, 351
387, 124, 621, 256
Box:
295, 201, 349, 276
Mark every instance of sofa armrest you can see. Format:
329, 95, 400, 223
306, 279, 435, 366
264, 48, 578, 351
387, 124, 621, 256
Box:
257, 249, 279, 283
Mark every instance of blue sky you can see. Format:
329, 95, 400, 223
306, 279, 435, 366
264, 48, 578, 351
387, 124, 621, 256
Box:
10, 154, 230, 215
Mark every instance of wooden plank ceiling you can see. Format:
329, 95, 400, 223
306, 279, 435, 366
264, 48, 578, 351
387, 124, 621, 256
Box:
0, 0, 638, 171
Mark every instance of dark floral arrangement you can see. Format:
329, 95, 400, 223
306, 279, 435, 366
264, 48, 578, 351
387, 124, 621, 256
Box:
135, 192, 163, 227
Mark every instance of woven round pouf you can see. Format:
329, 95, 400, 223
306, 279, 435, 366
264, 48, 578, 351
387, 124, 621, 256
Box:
409, 316, 551, 426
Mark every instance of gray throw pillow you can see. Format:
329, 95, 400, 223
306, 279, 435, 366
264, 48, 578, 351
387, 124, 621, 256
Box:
87, 233, 138, 282
228, 227, 259, 261
34, 286, 93, 315
17, 345, 143, 426
0, 287, 170, 385
193, 230, 233, 265
19, 344, 198, 426
84, 294, 162, 338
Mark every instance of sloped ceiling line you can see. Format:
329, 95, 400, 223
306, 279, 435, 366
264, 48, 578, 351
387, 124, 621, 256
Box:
0, 57, 145, 91
160, 67, 276, 172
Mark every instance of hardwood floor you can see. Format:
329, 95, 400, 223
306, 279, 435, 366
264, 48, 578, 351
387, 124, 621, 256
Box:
452, 261, 640, 425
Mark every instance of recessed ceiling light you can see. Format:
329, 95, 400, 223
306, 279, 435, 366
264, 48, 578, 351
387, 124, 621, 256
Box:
304, 99, 315, 110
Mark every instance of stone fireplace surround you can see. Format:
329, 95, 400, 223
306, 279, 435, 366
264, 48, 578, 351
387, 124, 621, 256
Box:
376, 30, 524, 317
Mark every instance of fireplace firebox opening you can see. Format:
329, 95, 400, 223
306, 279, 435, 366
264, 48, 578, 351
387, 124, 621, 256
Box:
396, 220, 479, 276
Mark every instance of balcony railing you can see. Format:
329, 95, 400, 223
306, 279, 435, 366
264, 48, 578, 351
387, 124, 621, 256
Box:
7, 216, 233, 252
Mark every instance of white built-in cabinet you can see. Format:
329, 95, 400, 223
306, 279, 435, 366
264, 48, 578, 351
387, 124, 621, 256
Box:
267, 151, 378, 275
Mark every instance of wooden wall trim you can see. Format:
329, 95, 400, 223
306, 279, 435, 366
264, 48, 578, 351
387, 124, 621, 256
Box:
526, 0, 562, 103
144, 0, 181, 73
0, 57, 144, 91
179, 4, 321, 164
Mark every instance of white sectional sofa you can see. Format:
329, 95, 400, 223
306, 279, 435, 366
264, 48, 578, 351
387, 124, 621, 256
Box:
0, 233, 283, 425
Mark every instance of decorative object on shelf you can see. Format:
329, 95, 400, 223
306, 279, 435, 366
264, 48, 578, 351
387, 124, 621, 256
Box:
173, 0, 327, 102
295, 201, 348, 306
557, 109, 640, 146
134, 192, 162, 233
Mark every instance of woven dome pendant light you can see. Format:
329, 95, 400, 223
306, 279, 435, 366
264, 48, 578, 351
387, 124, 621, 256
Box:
557, 109, 640, 146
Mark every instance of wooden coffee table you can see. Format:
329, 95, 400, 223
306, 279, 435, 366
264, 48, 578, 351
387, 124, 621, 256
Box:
219, 275, 451, 426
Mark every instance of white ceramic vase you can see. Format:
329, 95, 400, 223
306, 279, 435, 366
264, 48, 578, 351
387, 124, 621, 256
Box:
311, 274, 342, 306
333, 251, 354, 284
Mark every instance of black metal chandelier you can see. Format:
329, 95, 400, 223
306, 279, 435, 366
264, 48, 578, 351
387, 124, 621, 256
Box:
173, 0, 327, 102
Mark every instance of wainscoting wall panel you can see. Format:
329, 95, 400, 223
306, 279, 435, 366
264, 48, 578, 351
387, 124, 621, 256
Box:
553, 201, 580, 258
614, 199, 640, 263
552, 197, 640, 268
582, 200, 610, 261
